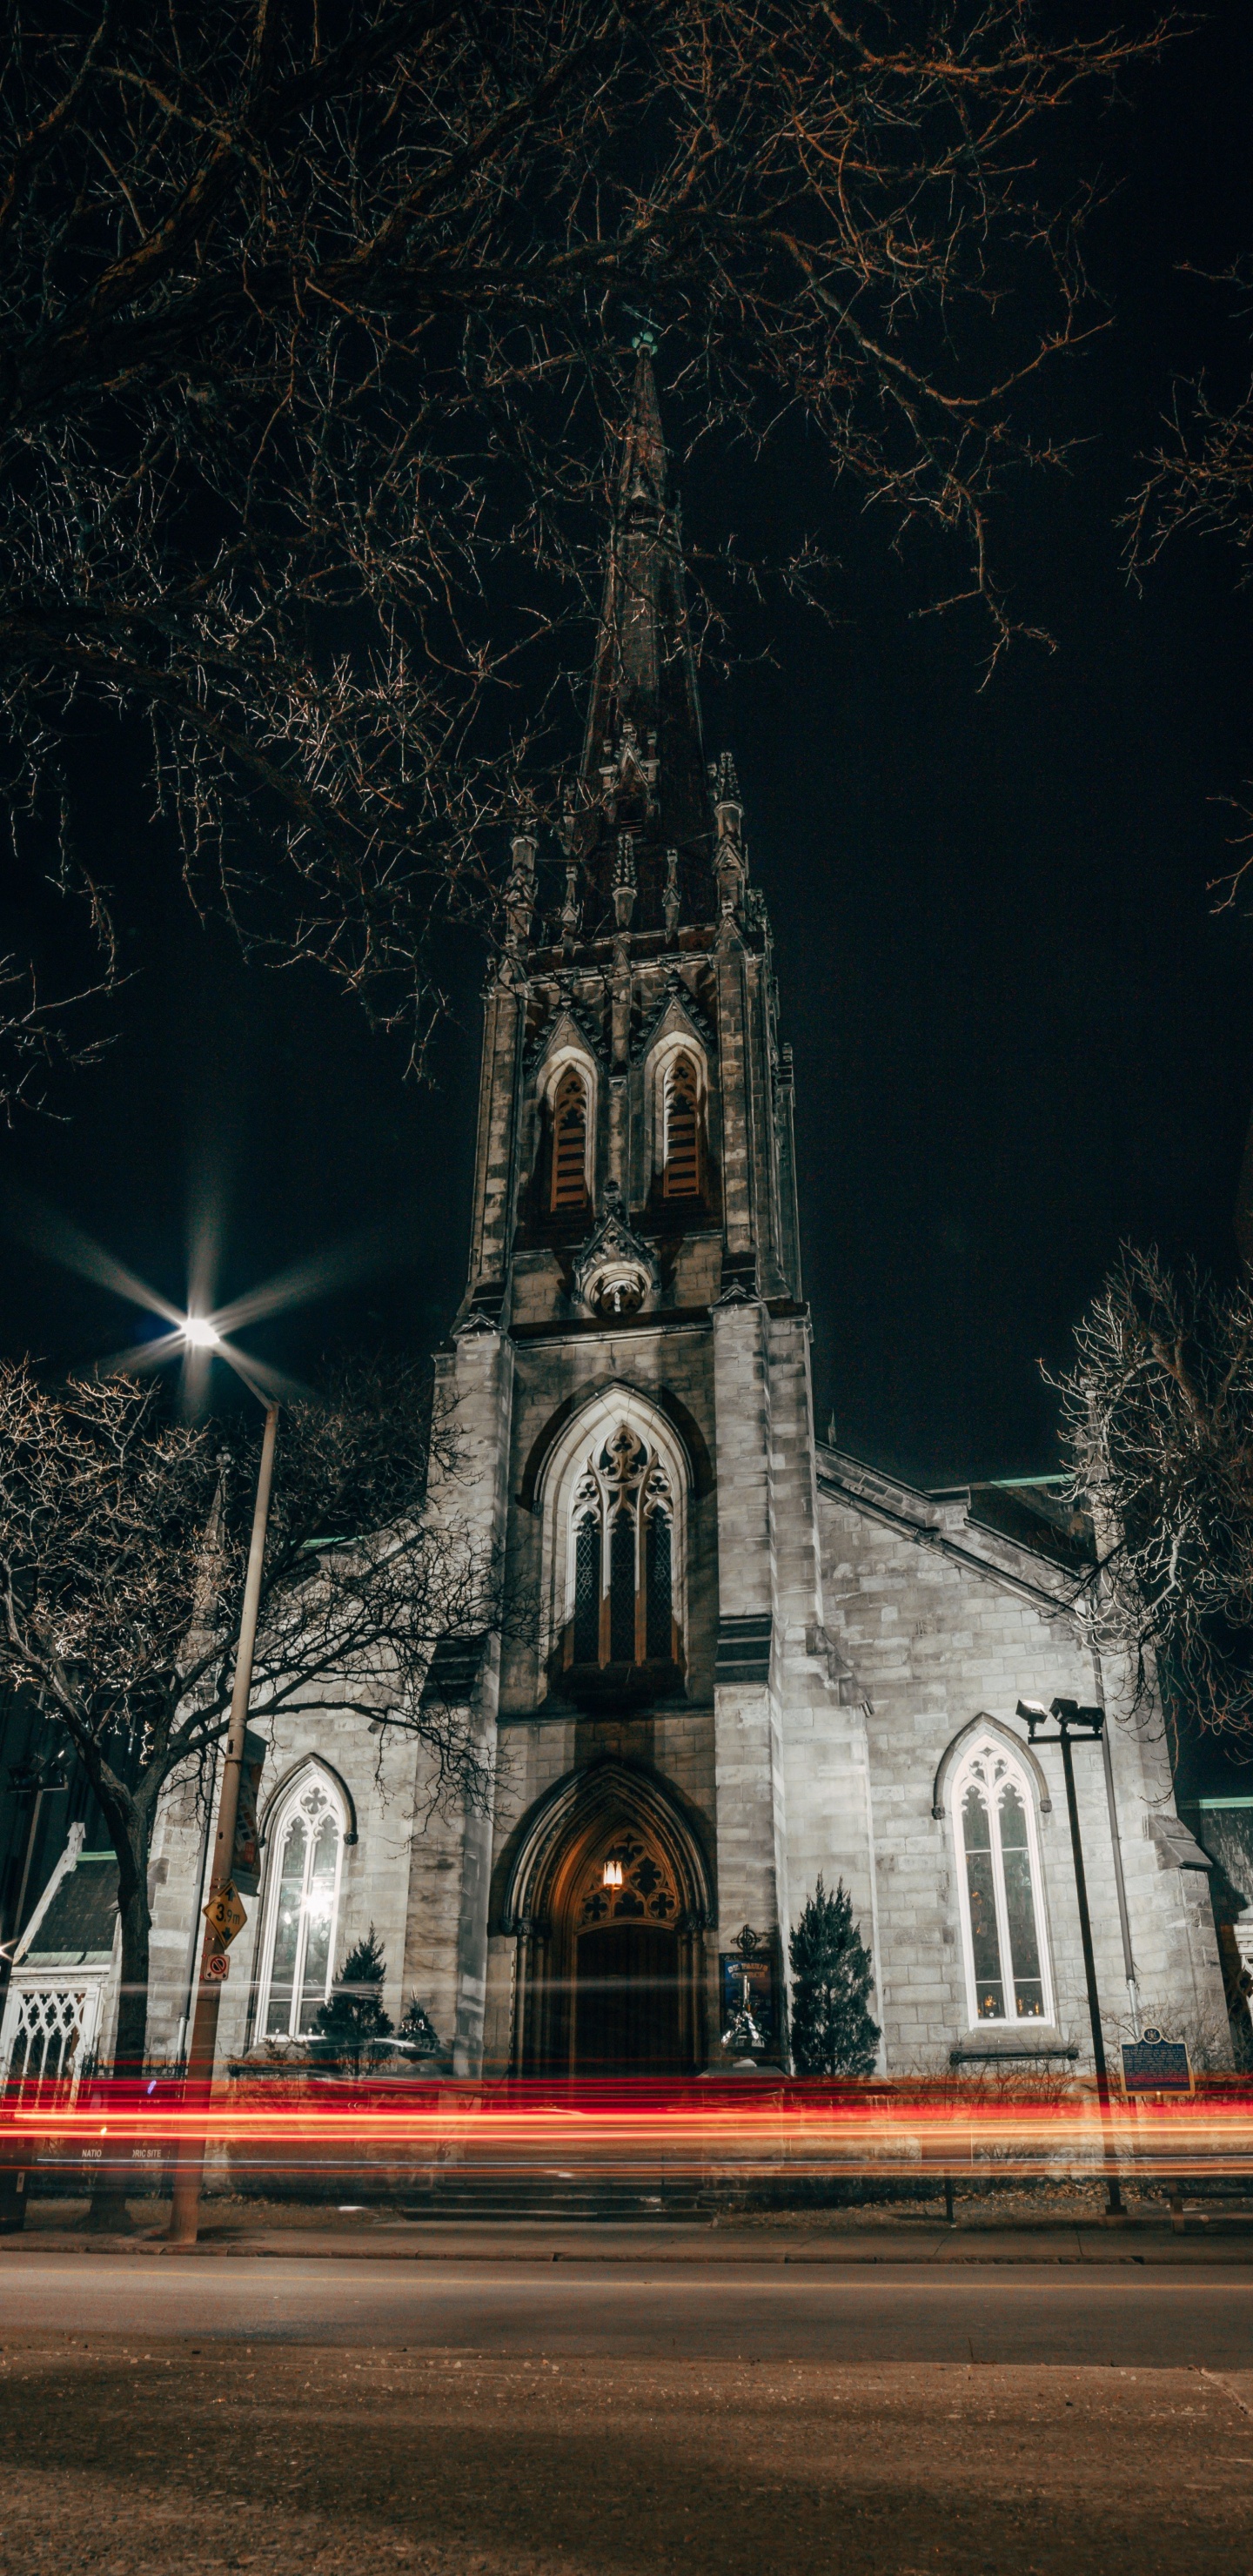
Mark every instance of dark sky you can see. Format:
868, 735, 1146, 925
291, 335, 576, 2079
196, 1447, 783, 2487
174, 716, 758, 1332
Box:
1, 6, 1251, 1496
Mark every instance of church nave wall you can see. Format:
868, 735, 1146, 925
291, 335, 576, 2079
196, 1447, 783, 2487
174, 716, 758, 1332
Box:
814, 1484, 1223, 2072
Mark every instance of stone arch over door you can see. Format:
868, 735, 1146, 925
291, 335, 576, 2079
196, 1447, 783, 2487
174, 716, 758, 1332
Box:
495, 1760, 714, 2074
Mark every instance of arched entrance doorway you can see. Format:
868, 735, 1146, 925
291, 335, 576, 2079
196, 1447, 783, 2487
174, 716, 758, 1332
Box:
573, 1827, 681, 2073
496, 1761, 712, 2074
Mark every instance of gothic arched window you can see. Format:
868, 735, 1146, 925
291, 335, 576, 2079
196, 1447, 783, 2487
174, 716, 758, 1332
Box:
662, 1051, 701, 1199
255, 1768, 347, 2041
951, 1736, 1050, 2026
549, 1064, 590, 1212
566, 1426, 676, 1670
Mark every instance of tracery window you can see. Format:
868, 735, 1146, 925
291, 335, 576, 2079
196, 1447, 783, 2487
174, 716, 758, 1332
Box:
952, 1736, 1050, 2026
549, 1064, 590, 1212
662, 1051, 702, 1199
566, 1425, 676, 1670
255, 1769, 346, 2042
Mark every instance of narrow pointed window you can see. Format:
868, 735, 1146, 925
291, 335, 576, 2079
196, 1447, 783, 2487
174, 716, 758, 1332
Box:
550, 1065, 590, 1212
961, 1783, 1004, 2023
573, 1508, 600, 1663
663, 1053, 701, 1198
646, 1508, 673, 1660
609, 1506, 637, 1661
953, 1738, 1050, 2027
258, 1772, 347, 2042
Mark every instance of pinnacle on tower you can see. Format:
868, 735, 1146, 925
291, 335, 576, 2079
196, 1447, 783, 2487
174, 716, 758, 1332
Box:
566, 352, 714, 934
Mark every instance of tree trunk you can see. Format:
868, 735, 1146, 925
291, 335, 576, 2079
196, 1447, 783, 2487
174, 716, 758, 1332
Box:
85, 1829, 151, 2234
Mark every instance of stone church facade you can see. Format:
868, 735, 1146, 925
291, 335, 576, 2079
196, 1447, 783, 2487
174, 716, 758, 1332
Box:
7, 358, 1225, 2087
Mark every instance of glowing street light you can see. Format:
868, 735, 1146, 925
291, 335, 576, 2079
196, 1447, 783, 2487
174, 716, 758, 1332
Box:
181, 1317, 223, 1352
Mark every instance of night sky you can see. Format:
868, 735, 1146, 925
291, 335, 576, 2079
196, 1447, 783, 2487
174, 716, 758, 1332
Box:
1, 6, 1251, 1499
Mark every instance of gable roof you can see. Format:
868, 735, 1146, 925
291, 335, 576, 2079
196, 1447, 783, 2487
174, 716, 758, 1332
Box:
16, 1828, 119, 1968
816, 1445, 1090, 1615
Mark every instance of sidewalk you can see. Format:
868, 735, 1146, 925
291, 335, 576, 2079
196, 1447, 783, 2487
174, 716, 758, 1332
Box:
8, 2196, 1253, 2262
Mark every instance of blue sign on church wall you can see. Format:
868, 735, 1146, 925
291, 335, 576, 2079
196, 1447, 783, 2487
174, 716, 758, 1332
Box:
1121, 2028, 1192, 2096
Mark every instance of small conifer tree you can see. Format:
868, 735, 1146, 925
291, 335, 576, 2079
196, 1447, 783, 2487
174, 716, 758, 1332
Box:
788, 1875, 881, 2076
397, 1997, 441, 2057
312, 1928, 394, 2072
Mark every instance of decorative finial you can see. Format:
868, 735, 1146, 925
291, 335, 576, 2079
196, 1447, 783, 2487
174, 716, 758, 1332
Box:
560, 859, 581, 954
504, 810, 538, 952
613, 831, 637, 931
712, 750, 746, 923
713, 751, 742, 839
663, 848, 680, 943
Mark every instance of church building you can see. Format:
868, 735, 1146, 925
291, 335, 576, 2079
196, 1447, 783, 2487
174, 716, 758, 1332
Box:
3, 359, 1229, 2088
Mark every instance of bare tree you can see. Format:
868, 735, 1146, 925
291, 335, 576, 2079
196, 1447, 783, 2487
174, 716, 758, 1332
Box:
1125, 258, 1253, 581
0, 0, 1169, 1073
1124, 254, 1253, 904
0, 950, 118, 1122
1052, 1244, 1253, 1738
0, 1355, 495, 2074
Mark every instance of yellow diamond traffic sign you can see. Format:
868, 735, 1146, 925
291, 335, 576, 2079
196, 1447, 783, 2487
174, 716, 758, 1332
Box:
203, 1880, 248, 1948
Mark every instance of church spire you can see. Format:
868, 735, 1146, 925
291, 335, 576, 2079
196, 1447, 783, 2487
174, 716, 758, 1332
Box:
567, 352, 712, 933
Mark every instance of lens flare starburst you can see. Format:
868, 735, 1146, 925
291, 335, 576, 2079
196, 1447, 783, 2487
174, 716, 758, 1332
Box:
2, 1179, 389, 1406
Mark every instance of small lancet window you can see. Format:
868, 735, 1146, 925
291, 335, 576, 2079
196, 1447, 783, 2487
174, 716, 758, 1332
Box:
573, 1510, 600, 1662
609, 1509, 637, 1661
954, 1739, 1049, 2025
645, 1510, 673, 1660
550, 1065, 590, 1212
662, 1052, 701, 1199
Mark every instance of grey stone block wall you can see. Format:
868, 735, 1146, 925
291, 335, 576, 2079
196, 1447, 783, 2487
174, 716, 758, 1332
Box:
812, 1468, 1226, 2070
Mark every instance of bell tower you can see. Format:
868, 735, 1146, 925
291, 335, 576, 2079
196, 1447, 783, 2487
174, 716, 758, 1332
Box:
423, 354, 853, 2076
461, 348, 802, 1334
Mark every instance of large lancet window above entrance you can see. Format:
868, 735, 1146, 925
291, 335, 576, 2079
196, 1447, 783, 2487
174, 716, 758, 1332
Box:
549, 1063, 591, 1213
951, 1735, 1051, 2027
254, 1768, 347, 2042
566, 1425, 679, 1674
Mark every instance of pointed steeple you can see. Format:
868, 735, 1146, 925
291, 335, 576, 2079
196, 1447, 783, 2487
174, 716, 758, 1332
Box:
568, 352, 713, 933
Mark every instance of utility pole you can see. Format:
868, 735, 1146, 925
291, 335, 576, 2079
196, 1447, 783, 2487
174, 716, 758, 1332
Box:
167, 1403, 278, 2245
1018, 1698, 1124, 2217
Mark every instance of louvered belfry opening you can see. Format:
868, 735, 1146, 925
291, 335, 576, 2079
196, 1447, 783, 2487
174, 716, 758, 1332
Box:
662, 1051, 701, 1198
550, 1064, 589, 1211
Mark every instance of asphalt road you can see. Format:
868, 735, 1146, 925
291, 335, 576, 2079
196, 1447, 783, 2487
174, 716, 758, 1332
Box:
3, 2251, 1253, 2365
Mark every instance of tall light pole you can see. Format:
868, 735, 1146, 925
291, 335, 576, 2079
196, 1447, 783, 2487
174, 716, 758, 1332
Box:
1017, 1697, 1124, 2217
167, 1378, 279, 2246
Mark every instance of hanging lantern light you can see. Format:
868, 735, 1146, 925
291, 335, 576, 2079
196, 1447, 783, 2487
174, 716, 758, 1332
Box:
602, 1856, 624, 1889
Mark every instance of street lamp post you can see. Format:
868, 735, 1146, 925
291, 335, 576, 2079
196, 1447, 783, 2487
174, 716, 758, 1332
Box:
167, 1398, 279, 2245
1017, 1697, 1124, 2217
